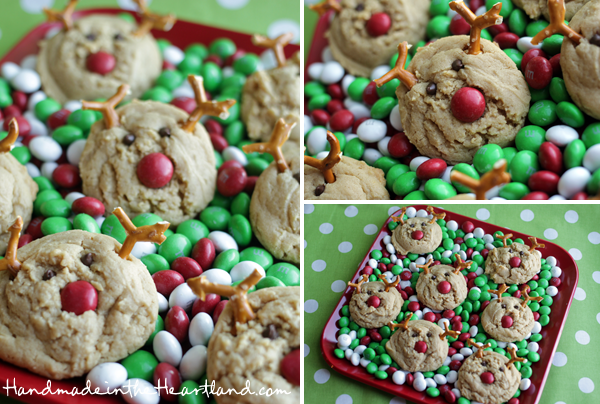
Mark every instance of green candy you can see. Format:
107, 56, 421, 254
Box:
233, 54, 260, 75
376, 79, 400, 98
177, 220, 209, 246
145, 316, 164, 348
210, 192, 232, 210
564, 139, 586, 169
33, 176, 54, 192
529, 85, 550, 103
529, 100, 557, 126
200, 207, 231, 231
392, 171, 420, 197
371, 97, 397, 119
502, 146, 518, 167
452, 164, 480, 193
178, 380, 206, 404
34, 98, 61, 122
266, 263, 300, 286
221, 73, 246, 91
240, 247, 273, 269
10, 146, 30, 165
556, 101, 585, 128
481, 29, 492, 41
488, 0, 513, 17
255, 276, 286, 290
177, 53, 203, 75
509, 150, 538, 183
246, 158, 270, 176
67, 109, 97, 133
582, 123, 600, 148
509, 8, 527, 36
41, 217, 73, 236
209, 38, 236, 59
141, 254, 170, 275
142, 86, 173, 103
308, 93, 331, 110
374, 157, 400, 174
498, 182, 530, 200
73, 213, 100, 233
156, 39, 171, 52
326, 132, 347, 152
304, 81, 326, 98
549, 77, 571, 103
185, 43, 208, 60
121, 350, 158, 382
344, 138, 365, 160
214, 249, 240, 272
427, 15, 451, 39
33, 189, 62, 217
224, 121, 245, 146
201, 62, 223, 92
386, 164, 410, 189
228, 214, 252, 247
156, 69, 184, 90
473, 144, 504, 174
515, 125, 545, 153
504, 48, 523, 69
133, 213, 164, 227
424, 179, 457, 200
158, 234, 192, 265
430, 0, 450, 15
588, 169, 600, 195
404, 190, 428, 200
52, 125, 84, 146
526, 19, 549, 37
101, 214, 127, 243
542, 35, 563, 56
0, 92, 11, 108
231, 192, 250, 217
348, 77, 371, 101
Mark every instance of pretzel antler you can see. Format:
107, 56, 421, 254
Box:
497, 233, 513, 248
391, 207, 407, 224
521, 290, 544, 308
304, 131, 342, 184
449, 1, 503, 55
188, 270, 262, 326
377, 274, 400, 292
112, 208, 169, 259
467, 338, 492, 358
454, 254, 471, 274
0, 118, 19, 153
531, 0, 584, 45
0, 217, 23, 277
528, 237, 545, 252
252, 33, 294, 68
242, 118, 295, 173
180, 75, 236, 132
82, 84, 130, 129
132, 0, 176, 37
44, 0, 78, 31
489, 283, 509, 302
348, 274, 369, 293
507, 346, 526, 368
426, 206, 446, 224
416, 258, 434, 275
374, 42, 418, 90
450, 159, 511, 200
309, 0, 342, 16
440, 322, 461, 340
389, 313, 413, 332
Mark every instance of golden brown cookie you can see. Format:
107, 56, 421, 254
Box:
415, 265, 468, 311
484, 242, 541, 285
481, 296, 535, 342
513, 0, 590, 20
349, 281, 403, 329
391, 217, 443, 255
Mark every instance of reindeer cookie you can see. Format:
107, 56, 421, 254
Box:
456, 342, 523, 404
0, 210, 165, 379
37, 0, 174, 104
415, 257, 468, 311
513, 0, 590, 20
390, 206, 445, 255
80, 77, 234, 226
243, 119, 300, 264
187, 273, 300, 404
386, 314, 459, 372
0, 119, 38, 256
484, 236, 544, 285
347, 275, 403, 329
304, 131, 389, 200
311, 0, 430, 77
481, 286, 540, 342
376, 2, 530, 165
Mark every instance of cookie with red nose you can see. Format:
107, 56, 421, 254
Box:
415, 257, 468, 311
484, 235, 544, 285
390, 206, 445, 255
348, 274, 404, 329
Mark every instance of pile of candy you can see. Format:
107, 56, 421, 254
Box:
304, 0, 600, 200
332, 207, 563, 403
0, 22, 299, 404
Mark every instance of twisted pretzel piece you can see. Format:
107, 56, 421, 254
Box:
507, 346, 526, 368
427, 206, 446, 224
416, 258, 435, 275
449, 1, 504, 55
309, 0, 342, 16
44, 0, 78, 31
497, 233, 513, 248
528, 237, 545, 253
374, 42, 418, 90
450, 159, 511, 200
389, 313, 413, 332
521, 290, 544, 308
348, 274, 369, 293
252, 33, 294, 68
0, 217, 23, 277
304, 131, 342, 184
180, 75, 237, 133
0, 118, 19, 153
242, 118, 295, 173
454, 254, 471, 274
531, 0, 584, 45
440, 322, 461, 340
467, 338, 492, 358
132, 0, 176, 37
391, 207, 407, 225
489, 283, 509, 302
377, 274, 400, 292
112, 208, 169, 259
82, 84, 130, 129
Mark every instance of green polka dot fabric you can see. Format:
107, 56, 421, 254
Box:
304, 204, 600, 404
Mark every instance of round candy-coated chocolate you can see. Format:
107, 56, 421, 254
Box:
153, 362, 182, 402
414, 341, 428, 353
502, 315, 514, 328
86, 51, 116, 75
152, 270, 185, 297
366, 13, 391, 37
171, 257, 203, 280
52, 164, 80, 188
521, 49, 546, 72
41, 217, 73, 236
329, 110, 354, 132
424, 178, 457, 200
367, 295, 381, 308
509, 256, 521, 268
121, 350, 159, 382
192, 238, 216, 270
556, 101, 585, 128
495, 32, 519, 49
228, 214, 252, 247
137, 153, 174, 188
509, 150, 538, 184
524, 57, 552, 89
412, 230, 424, 240
388, 132, 414, 158
217, 165, 247, 197
165, 306, 190, 343
213, 249, 240, 272
480, 371, 495, 384
158, 234, 192, 265
266, 263, 300, 286
281, 349, 300, 386
528, 170, 559, 195
61, 280, 98, 315
450, 14, 471, 35
71, 196, 104, 217
522, 191, 549, 200
416, 158, 446, 180
529, 100, 557, 126
437, 281, 452, 294
498, 182, 530, 200
451, 88, 485, 123
192, 293, 221, 317
538, 142, 563, 174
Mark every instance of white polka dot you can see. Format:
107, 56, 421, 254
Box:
312, 260, 326, 272
331, 280, 347, 293
390, 398, 407, 404
304, 344, 310, 357
319, 223, 333, 234
555, 402, 566, 404
575, 330, 590, 345
544, 228, 558, 240
338, 242, 353, 253
336, 394, 353, 404
216, 0, 250, 9
597, 313, 600, 325
20, 0, 54, 13
520, 209, 534, 222
305, 204, 315, 214
364, 224, 378, 235
267, 20, 300, 44
569, 248, 582, 260
117, 0, 152, 11
552, 352, 567, 367
574, 287, 586, 301
579, 377, 595, 393
345, 206, 359, 217
589, 232, 600, 244
388, 206, 401, 216
304, 299, 319, 313
304, 240, 307, 249
564, 210, 579, 223
314, 368, 330, 384
476, 208, 490, 220
593, 271, 600, 284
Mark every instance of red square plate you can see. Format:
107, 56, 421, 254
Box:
320, 205, 578, 404
0, 9, 299, 404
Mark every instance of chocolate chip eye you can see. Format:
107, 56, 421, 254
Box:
431, 275, 436, 280
482, 361, 488, 367
411, 332, 419, 338
500, 366, 505, 372
315, 184, 326, 196
501, 304, 506, 309
590, 33, 600, 47
426, 83, 437, 95
520, 251, 525, 256
262, 324, 278, 340
123, 134, 135, 145
366, 290, 372, 296
514, 305, 520, 309
159, 127, 171, 137
445, 273, 450, 277
355, 3, 364, 11
43, 269, 56, 281
410, 223, 415, 228
452, 59, 464, 71
422, 222, 428, 227
426, 332, 432, 338
509, 249, 513, 253
86, 33, 96, 41
81, 253, 94, 266
114, 33, 124, 41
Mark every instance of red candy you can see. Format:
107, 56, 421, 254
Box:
217, 165, 247, 197
508, 399, 520, 404
451, 320, 463, 332
416, 158, 447, 180
3, 105, 21, 118
311, 109, 330, 126
444, 390, 457, 404
528, 170, 559, 194
366, 13, 391, 37
361, 266, 373, 276
450, 14, 471, 36
494, 32, 519, 49
371, 331, 382, 342
468, 314, 480, 326
86, 51, 116, 75
48, 109, 71, 130
502, 315, 514, 328
137, 153, 174, 188
437, 281, 452, 294
550, 277, 561, 287
153, 363, 182, 402
360, 336, 371, 346
17, 233, 33, 248
192, 293, 221, 317
11, 91, 27, 112
462, 221, 475, 233
571, 192, 588, 200
192, 238, 216, 270
523, 191, 550, 200
423, 312, 436, 322
165, 306, 190, 343
61, 280, 98, 315
218, 160, 244, 175
281, 349, 300, 386
487, 22, 508, 37
327, 99, 344, 114
327, 84, 344, 100
152, 270, 185, 297
411, 230, 424, 240
205, 55, 223, 67
212, 300, 228, 323
52, 164, 81, 188
509, 256, 521, 268
362, 81, 379, 105
539, 142, 563, 174
521, 49, 547, 72
549, 54, 562, 77
367, 295, 381, 308
449, 360, 463, 371
10, 116, 30, 137
171, 97, 196, 114
26, 217, 44, 239
388, 132, 414, 158
469, 0, 485, 11
451, 87, 486, 122
352, 117, 369, 133
480, 371, 495, 384
408, 301, 420, 312
414, 341, 428, 353
329, 110, 354, 132
72, 196, 105, 217
171, 257, 203, 280
245, 176, 258, 194
525, 56, 553, 89
210, 134, 228, 152
225, 50, 246, 66
443, 310, 455, 319
204, 120, 223, 136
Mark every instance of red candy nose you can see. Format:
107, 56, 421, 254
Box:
367, 295, 381, 308
437, 281, 452, 294
281, 349, 300, 386
414, 341, 428, 353
509, 256, 522, 268
366, 13, 391, 37
412, 230, 424, 240
501, 315, 514, 328
86, 51, 116, 75
61, 280, 98, 315
137, 153, 174, 188
451, 87, 486, 123
480, 372, 495, 384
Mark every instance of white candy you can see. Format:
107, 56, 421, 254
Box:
307, 62, 324, 80
452, 244, 461, 253
64, 192, 85, 206
370, 65, 390, 81
408, 295, 419, 302
469, 325, 478, 337
410, 156, 430, 172
446, 370, 458, 384
347, 103, 371, 120
200, 268, 232, 286
452, 388, 462, 398
172, 85, 195, 99
413, 377, 427, 392
67, 139, 87, 166
354, 345, 367, 355
474, 228, 485, 239
26, 116, 48, 137
26, 163, 40, 178
414, 310, 423, 319
230, 261, 265, 283
208, 231, 238, 252
153, 331, 183, 367
415, 257, 426, 265
189, 312, 214, 347
406, 207, 417, 218
383, 235, 391, 244
10, 69, 41, 93
95, 216, 105, 228
558, 167, 591, 198
546, 256, 557, 267
20, 55, 37, 70
63, 100, 83, 112
377, 137, 391, 157
368, 259, 378, 268
351, 353, 360, 366
321, 46, 334, 63
389, 106, 403, 131
425, 378, 436, 388
320, 61, 345, 84
360, 358, 371, 367
438, 318, 450, 329
482, 234, 494, 243
87, 362, 128, 393
520, 378, 531, 391
357, 119, 387, 143
443, 356, 452, 366
348, 330, 357, 340
527, 342, 539, 353
29, 136, 62, 162
168, 283, 197, 311
545, 125, 579, 147
341, 74, 355, 94
163, 46, 185, 65
259, 49, 277, 70
485, 243, 496, 250
363, 148, 382, 165
304, 115, 313, 135
532, 321, 542, 334
416, 209, 428, 218
452, 354, 465, 361
379, 365, 389, 372
222, 146, 248, 166
306, 127, 328, 155
546, 285, 558, 296
583, 144, 600, 172
120, 379, 160, 404
1, 62, 20, 81
41, 162, 58, 180
180, 345, 208, 381
475, 5, 487, 16
434, 374, 447, 385
517, 36, 543, 53
345, 348, 354, 360
131, 242, 156, 259
442, 166, 453, 183
497, 341, 507, 348
157, 293, 169, 313
460, 348, 473, 356
337, 334, 352, 348
27, 91, 47, 111
549, 194, 566, 200
446, 220, 459, 231
400, 280, 411, 289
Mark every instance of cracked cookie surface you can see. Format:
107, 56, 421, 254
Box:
386, 319, 448, 372
481, 296, 535, 342
349, 281, 403, 329
391, 217, 442, 255
416, 265, 467, 311
484, 242, 541, 285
